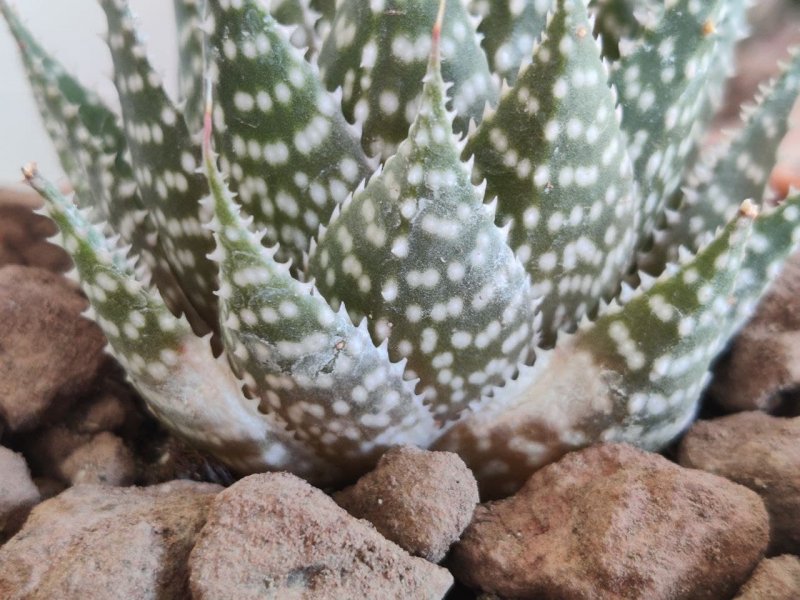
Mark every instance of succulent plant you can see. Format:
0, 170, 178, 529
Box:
4, 0, 800, 496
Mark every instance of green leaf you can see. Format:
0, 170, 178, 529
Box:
611, 0, 746, 249
437, 199, 777, 496
26, 166, 334, 483
591, 0, 662, 60
318, 0, 499, 159
206, 0, 372, 270
470, 0, 550, 85
734, 196, 800, 326
203, 111, 436, 476
100, 0, 218, 328
270, 0, 323, 54
173, 0, 207, 132
644, 49, 800, 273
464, 0, 637, 345
1, 1, 198, 324
309, 20, 539, 421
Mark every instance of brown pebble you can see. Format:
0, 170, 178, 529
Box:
0, 481, 220, 599
335, 446, 479, 562
734, 555, 800, 599
58, 432, 137, 487
0, 446, 40, 540
450, 443, 769, 600
0, 266, 107, 432
678, 412, 800, 554
189, 472, 453, 599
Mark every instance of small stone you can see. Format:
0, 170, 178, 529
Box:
72, 393, 130, 435
0, 446, 40, 540
0, 481, 220, 599
189, 472, 453, 599
22, 424, 92, 481
18, 239, 73, 273
678, 412, 800, 554
450, 443, 769, 600
58, 432, 137, 487
335, 446, 479, 562
0, 199, 70, 272
734, 555, 800, 599
0, 266, 107, 432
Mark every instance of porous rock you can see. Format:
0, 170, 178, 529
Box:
64, 374, 144, 437
450, 443, 768, 600
70, 392, 131, 434
335, 446, 479, 562
0, 190, 71, 273
734, 555, 800, 599
21, 424, 92, 481
0, 481, 220, 599
0, 446, 40, 540
58, 431, 137, 486
0, 265, 107, 432
189, 472, 453, 599
678, 412, 800, 554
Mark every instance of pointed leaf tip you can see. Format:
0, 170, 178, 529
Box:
26, 163, 338, 483
465, 0, 637, 344
202, 101, 436, 475
309, 18, 538, 420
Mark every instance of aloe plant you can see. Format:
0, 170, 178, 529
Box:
5, 0, 800, 496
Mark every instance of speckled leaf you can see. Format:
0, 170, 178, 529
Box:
470, 0, 550, 85
465, 0, 637, 345
310, 0, 335, 22
309, 25, 539, 421
643, 50, 800, 274
734, 196, 800, 326
610, 0, 742, 249
591, 0, 661, 60
26, 166, 335, 483
438, 199, 786, 496
174, 0, 206, 132
667, 0, 750, 198
318, 0, 499, 159
1, 2, 197, 322
206, 0, 372, 268
100, 0, 218, 328
270, 0, 322, 54
202, 110, 436, 476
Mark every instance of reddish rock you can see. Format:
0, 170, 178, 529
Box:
678, 412, 800, 554
335, 446, 479, 562
0, 481, 220, 599
189, 472, 453, 599
450, 443, 768, 600
17, 238, 72, 272
72, 392, 130, 434
0, 198, 70, 272
22, 424, 92, 481
58, 432, 137, 486
710, 250, 800, 412
734, 555, 800, 599
0, 446, 40, 540
0, 266, 107, 432
64, 376, 145, 439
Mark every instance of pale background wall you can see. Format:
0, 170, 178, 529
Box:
0, 1, 177, 182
